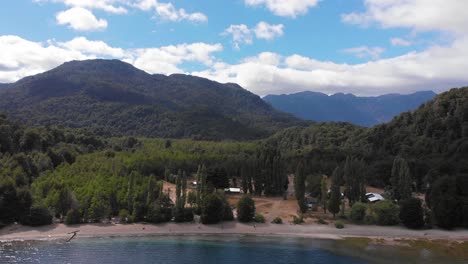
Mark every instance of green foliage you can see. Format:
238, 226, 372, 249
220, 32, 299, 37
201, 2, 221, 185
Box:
271, 217, 283, 224
295, 160, 307, 213
64, 209, 81, 225
344, 157, 366, 205
147, 205, 172, 223
399, 198, 424, 229
429, 175, 463, 229
372, 201, 400, 226
328, 167, 342, 218
292, 215, 304, 225
237, 195, 256, 222
320, 176, 328, 213
335, 220, 344, 229
350, 202, 367, 223
254, 214, 265, 223
390, 156, 412, 201
201, 193, 224, 224
21, 206, 52, 226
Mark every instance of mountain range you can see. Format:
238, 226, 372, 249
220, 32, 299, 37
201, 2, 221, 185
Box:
263, 91, 437, 126
0, 60, 304, 140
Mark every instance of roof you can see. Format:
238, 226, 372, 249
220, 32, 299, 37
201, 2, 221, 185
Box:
365, 192, 385, 202
224, 188, 241, 193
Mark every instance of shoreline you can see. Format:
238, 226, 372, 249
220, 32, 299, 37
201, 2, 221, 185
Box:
1, 222, 468, 243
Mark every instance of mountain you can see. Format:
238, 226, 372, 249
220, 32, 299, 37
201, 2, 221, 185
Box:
0, 59, 304, 140
263, 90, 437, 126
0, 83, 9, 89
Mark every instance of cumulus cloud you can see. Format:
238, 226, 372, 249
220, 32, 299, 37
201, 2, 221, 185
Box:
35, 0, 128, 14
56, 7, 108, 31
254, 22, 284, 40
58, 37, 126, 57
222, 22, 284, 49
245, 0, 319, 18
341, 0, 468, 35
342, 46, 385, 60
390, 38, 412, 47
0, 35, 222, 83
135, 0, 207, 23
192, 36, 468, 96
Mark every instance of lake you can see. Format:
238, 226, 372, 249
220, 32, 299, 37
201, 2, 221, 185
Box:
0, 235, 465, 263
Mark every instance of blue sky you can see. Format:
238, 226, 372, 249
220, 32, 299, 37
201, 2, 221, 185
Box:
0, 0, 467, 96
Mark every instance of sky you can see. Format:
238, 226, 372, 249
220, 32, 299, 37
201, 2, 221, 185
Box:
0, 0, 468, 96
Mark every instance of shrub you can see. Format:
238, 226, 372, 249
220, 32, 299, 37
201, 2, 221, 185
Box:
237, 195, 256, 222
64, 209, 81, 225
399, 198, 424, 229
364, 214, 376, 225
335, 220, 344, 229
201, 194, 224, 224
316, 218, 327, 224
373, 201, 399, 226
293, 215, 304, 225
118, 209, 129, 223
147, 206, 172, 223
271, 217, 283, 224
254, 214, 265, 223
21, 206, 52, 226
350, 202, 367, 223
174, 208, 194, 223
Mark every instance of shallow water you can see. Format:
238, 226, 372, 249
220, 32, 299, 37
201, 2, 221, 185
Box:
0, 235, 465, 264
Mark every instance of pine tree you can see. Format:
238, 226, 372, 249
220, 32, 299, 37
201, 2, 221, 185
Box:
328, 167, 341, 218
390, 156, 412, 201
294, 159, 307, 213
320, 176, 328, 213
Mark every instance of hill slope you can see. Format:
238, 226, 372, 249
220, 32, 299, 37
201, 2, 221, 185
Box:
0, 60, 304, 140
264, 91, 436, 126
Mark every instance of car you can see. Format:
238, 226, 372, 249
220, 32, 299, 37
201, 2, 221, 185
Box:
365, 192, 385, 203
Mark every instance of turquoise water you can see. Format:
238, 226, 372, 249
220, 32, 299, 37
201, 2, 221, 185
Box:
0, 236, 366, 264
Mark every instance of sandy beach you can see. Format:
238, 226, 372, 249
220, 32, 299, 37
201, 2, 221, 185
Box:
1, 221, 468, 242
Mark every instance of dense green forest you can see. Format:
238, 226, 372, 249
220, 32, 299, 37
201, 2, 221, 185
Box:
0, 60, 304, 140
1, 87, 467, 229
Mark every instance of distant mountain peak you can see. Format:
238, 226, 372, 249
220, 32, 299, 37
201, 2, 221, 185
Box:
264, 90, 437, 127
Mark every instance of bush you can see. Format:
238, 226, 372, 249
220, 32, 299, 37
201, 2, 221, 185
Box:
350, 202, 367, 223
254, 214, 265, 223
399, 198, 424, 229
373, 201, 399, 226
237, 195, 255, 222
118, 209, 129, 223
316, 218, 327, 224
293, 215, 304, 225
364, 214, 376, 225
21, 206, 52, 226
271, 217, 283, 224
201, 194, 224, 224
174, 208, 194, 223
147, 206, 172, 223
335, 220, 344, 229
64, 209, 81, 225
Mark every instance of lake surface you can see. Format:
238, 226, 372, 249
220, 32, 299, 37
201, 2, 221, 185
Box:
0, 235, 464, 264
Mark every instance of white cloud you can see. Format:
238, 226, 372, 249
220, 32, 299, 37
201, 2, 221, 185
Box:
135, 0, 207, 23
342, 46, 385, 59
0, 35, 222, 82
222, 24, 253, 50
342, 0, 468, 35
192, 36, 468, 96
390, 37, 412, 47
222, 22, 284, 49
35, 0, 128, 14
254, 22, 284, 40
56, 7, 108, 31
243, 52, 282, 66
245, 0, 319, 18
58, 37, 126, 57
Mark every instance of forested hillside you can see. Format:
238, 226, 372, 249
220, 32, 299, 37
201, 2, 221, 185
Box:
264, 91, 436, 126
0, 60, 304, 140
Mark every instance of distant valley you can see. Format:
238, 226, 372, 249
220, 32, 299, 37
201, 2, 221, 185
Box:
264, 91, 437, 126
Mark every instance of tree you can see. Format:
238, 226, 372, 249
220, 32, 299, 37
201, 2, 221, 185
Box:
201, 193, 224, 224
399, 198, 424, 229
65, 209, 81, 225
320, 176, 328, 213
350, 202, 367, 223
344, 157, 366, 205
21, 206, 52, 226
390, 156, 412, 201
237, 195, 255, 222
373, 201, 400, 226
207, 167, 229, 190
328, 167, 341, 218
87, 195, 110, 222
429, 175, 460, 229
294, 159, 307, 213
187, 191, 197, 207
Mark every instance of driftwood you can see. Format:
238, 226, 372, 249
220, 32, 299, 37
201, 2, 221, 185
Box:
66, 230, 80, 242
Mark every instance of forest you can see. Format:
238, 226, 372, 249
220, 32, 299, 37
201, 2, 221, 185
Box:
0, 87, 467, 229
